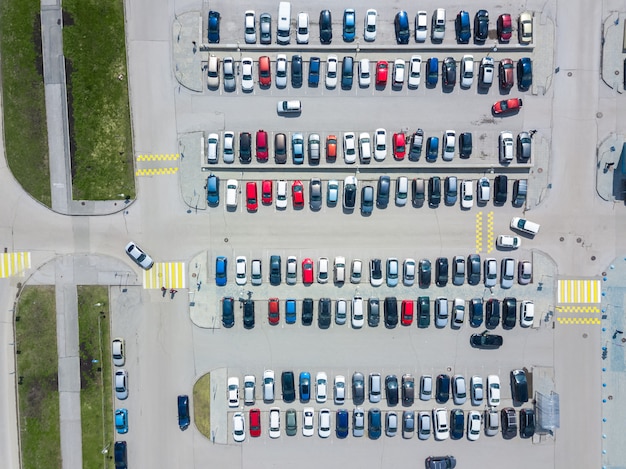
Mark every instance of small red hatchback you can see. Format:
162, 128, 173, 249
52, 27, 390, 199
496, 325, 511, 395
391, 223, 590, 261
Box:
292, 180, 304, 208
393, 133, 406, 159
258, 56, 271, 86
249, 408, 261, 437
497, 14, 512, 42
256, 130, 269, 161
246, 182, 258, 212
302, 258, 314, 284
376, 61, 388, 86
261, 180, 273, 205
492, 98, 523, 115
401, 300, 414, 326
268, 298, 280, 325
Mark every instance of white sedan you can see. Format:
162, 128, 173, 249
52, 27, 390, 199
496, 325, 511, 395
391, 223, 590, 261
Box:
241, 58, 254, 91
343, 132, 357, 164
487, 375, 500, 406
316, 372, 328, 403
227, 377, 239, 407
496, 235, 521, 249
125, 242, 154, 269
235, 256, 247, 285
318, 409, 331, 438
303, 407, 314, 436
415, 11, 428, 42
408, 55, 421, 88
275, 54, 287, 88
374, 128, 387, 161
232, 412, 245, 442
326, 55, 338, 88
461, 180, 474, 208
467, 411, 481, 441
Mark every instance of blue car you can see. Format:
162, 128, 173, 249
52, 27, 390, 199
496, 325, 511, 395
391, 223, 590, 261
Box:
343, 9, 356, 42
308, 57, 320, 86
456, 10, 471, 43
207, 174, 219, 206
299, 371, 311, 402
426, 57, 439, 85
368, 408, 382, 439
285, 299, 296, 324
114, 441, 127, 469
426, 137, 439, 162
178, 395, 190, 430
215, 256, 227, 286
517, 57, 533, 90
208, 11, 220, 43
394, 11, 410, 44
292, 133, 304, 164
115, 408, 128, 434
336, 409, 349, 438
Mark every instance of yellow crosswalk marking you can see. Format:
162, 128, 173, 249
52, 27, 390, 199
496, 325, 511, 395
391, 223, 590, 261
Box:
475, 212, 483, 253
0, 252, 31, 278
143, 262, 187, 289
557, 279, 601, 304
556, 317, 601, 325
556, 306, 600, 313
136, 153, 180, 161
486, 212, 494, 253
135, 167, 179, 176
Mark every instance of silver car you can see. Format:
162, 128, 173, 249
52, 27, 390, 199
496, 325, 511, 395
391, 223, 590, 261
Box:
125, 242, 154, 269
420, 375, 433, 401
286, 256, 297, 285
484, 258, 497, 287
309, 178, 322, 211
501, 258, 515, 289
115, 369, 128, 400
417, 411, 431, 440
223, 57, 235, 92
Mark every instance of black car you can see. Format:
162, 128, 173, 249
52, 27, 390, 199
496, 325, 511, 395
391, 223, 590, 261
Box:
519, 408, 535, 438
385, 375, 399, 406
511, 369, 529, 403
401, 375, 415, 405
502, 297, 517, 329
177, 395, 190, 430
269, 255, 281, 285
352, 372, 365, 405
425, 456, 457, 469
384, 297, 398, 328
419, 259, 432, 287
442, 57, 456, 87
436, 374, 450, 403
370, 258, 383, 285
344, 180, 357, 209
486, 299, 500, 328
281, 371, 296, 403
459, 132, 472, 158
435, 257, 448, 287
368, 298, 380, 327
239, 132, 252, 163
501, 407, 517, 439
302, 298, 313, 325
467, 254, 481, 285
417, 296, 430, 328
450, 409, 464, 440
494, 175, 508, 206
114, 441, 127, 469
376, 175, 391, 208
474, 9, 489, 42
318, 298, 332, 329
243, 300, 255, 329
222, 296, 234, 328
469, 298, 483, 327
469, 333, 503, 349
291, 55, 303, 88
428, 176, 441, 207
319, 10, 332, 44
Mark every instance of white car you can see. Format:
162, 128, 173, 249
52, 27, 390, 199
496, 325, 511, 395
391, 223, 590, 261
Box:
393, 59, 405, 87
433, 408, 449, 440
303, 407, 314, 436
499, 131, 514, 162
351, 296, 365, 327
420, 375, 432, 401
510, 217, 541, 235
415, 11, 428, 42
520, 300, 535, 327
452, 300, 465, 329
241, 58, 254, 91
478, 177, 490, 203
124, 242, 154, 270
318, 257, 329, 283
296, 12, 309, 44
359, 58, 371, 87
277, 100, 301, 114
461, 55, 474, 88
206, 133, 219, 164
115, 369, 128, 400
276, 180, 287, 209
364, 9, 377, 41
484, 258, 497, 287
228, 377, 239, 407
275, 54, 287, 88
316, 372, 328, 403
359, 132, 371, 162
232, 412, 245, 442
353, 407, 365, 437
443, 130, 456, 161
111, 338, 125, 366
519, 260, 532, 285
207, 55, 220, 88
235, 256, 247, 285
243, 375, 256, 405
269, 408, 281, 438
497, 235, 521, 249
318, 409, 331, 438
351, 259, 362, 283
408, 55, 421, 88
467, 411, 481, 441
263, 369, 275, 403
244, 11, 256, 44
343, 132, 357, 163
461, 180, 474, 208
226, 179, 238, 209
403, 258, 416, 286
470, 376, 483, 406
374, 128, 387, 161
286, 255, 297, 285
326, 55, 338, 88
480, 57, 495, 85
334, 375, 346, 404
487, 375, 500, 406
223, 131, 235, 163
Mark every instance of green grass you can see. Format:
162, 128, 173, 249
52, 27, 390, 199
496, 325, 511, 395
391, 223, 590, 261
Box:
63, 0, 135, 200
15, 285, 61, 469
193, 373, 211, 438
77, 286, 114, 469
0, 0, 51, 206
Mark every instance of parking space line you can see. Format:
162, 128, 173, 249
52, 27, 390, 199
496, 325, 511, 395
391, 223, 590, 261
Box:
143, 262, 187, 289
475, 211, 483, 253
0, 252, 31, 278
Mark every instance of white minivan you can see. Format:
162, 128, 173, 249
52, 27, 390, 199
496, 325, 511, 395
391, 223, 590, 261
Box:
277, 2, 291, 44
510, 217, 540, 235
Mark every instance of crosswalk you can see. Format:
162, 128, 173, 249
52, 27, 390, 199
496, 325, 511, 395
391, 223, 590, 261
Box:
143, 262, 187, 289
0, 252, 31, 278
556, 279, 602, 325
135, 153, 179, 177
475, 211, 494, 253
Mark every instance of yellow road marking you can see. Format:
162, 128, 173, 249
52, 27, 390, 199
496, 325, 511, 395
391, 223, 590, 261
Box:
475, 211, 483, 253
556, 317, 601, 325
486, 211, 494, 253
136, 153, 180, 161
135, 167, 179, 176
557, 279, 601, 304
143, 262, 187, 289
0, 252, 31, 278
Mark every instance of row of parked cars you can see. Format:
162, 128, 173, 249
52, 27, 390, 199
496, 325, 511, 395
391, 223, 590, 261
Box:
207, 54, 532, 92
222, 295, 535, 331
232, 405, 534, 442
208, 6, 533, 46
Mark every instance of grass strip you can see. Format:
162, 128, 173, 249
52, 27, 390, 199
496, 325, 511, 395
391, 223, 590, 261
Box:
193, 373, 211, 438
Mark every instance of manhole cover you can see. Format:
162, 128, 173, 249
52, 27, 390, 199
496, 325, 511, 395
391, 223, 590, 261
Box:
615, 70, 620, 75
608, 395, 613, 400
538, 168, 543, 173
577, 238, 582, 243
560, 237, 564, 241
583, 333, 588, 338
568, 72, 573, 77
591, 256, 596, 261
597, 112, 603, 118
192, 273, 196, 278
224, 238, 229, 242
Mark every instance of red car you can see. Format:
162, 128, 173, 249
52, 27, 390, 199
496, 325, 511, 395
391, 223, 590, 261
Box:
497, 14, 512, 42
401, 300, 414, 326
492, 98, 523, 115
376, 61, 388, 86
268, 298, 280, 325
261, 180, 273, 205
302, 258, 314, 284
258, 56, 271, 86
498, 58, 514, 89
292, 180, 304, 208
256, 130, 269, 161
249, 408, 261, 437
246, 182, 258, 212
392, 133, 406, 159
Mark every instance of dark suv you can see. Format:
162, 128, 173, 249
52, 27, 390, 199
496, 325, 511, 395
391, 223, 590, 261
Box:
302, 298, 313, 326
417, 296, 430, 328
114, 441, 127, 469
377, 176, 391, 208
384, 297, 398, 328
239, 132, 252, 163
450, 408, 464, 439
291, 55, 303, 88
467, 254, 481, 285
520, 408, 535, 438
436, 257, 449, 287
385, 375, 399, 406
436, 374, 450, 403
502, 297, 517, 329
511, 369, 529, 403
501, 407, 517, 439
486, 299, 500, 328
368, 298, 380, 327
318, 298, 332, 329
281, 371, 296, 403
269, 255, 281, 285
319, 10, 332, 44
243, 300, 255, 329
469, 298, 483, 327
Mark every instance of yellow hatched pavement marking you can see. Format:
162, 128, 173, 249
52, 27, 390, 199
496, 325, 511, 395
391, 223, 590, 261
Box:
556, 306, 600, 313
0, 252, 31, 278
143, 262, 186, 289
475, 211, 483, 253
135, 167, 179, 176
557, 279, 601, 304
486, 211, 494, 253
136, 153, 180, 161
556, 317, 601, 325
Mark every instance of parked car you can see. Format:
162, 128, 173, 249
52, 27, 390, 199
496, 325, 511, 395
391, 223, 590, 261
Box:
499, 58, 514, 89
415, 11, 428, 42
520, 300, 535, 327
241, 58, 254, 92
487, 375, 501, 406
408, 55, 422, 88
467, 411, 481, 441
208, 10, 221, 43
470, 376, 483, 406
319, 9, 332, 44
518, 11, 533, 44
260, 13, 271, 44
501, 258, 515, 289
374, 128, 387, 160
426, 456, 456, 469
115, 408, 128, 434
303, 407, 314, 436
376, 61, 388, 86
394, 11, 410, 44
433, 408, 449, 440
326, 55, 338, 88
343, 8, 356, 42
511, 369, 529, 403
364, 9, 377, 41
456, 10, 471, 43
368, 408, 382, 439
517, 131, 532, 162
461, 55, 474, 87
115, 370, 129, 400
520, 408, 536, 438
501, 407, 517, 439
436, 374, 450, 403
518, 57, 533, 90
450, 409, 464, 440
480, 57, 495, 86
474, 9, 489, 42
497, 14, 513, 42
511, 217, 540, 235
485, 298, 500, 328
426, 57, 439, 85
442, 57, 456, 87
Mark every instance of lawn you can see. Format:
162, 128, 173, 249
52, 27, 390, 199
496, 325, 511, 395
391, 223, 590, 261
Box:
193, 373, 211, 438
0, 0, 51, 206
15, 285, 61, 469
62, 0, 135, 200
77, 286, 114, 469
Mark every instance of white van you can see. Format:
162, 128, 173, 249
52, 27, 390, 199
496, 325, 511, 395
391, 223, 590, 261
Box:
510, 217, 540, 235
432, 8, 446, 41
277, 2, 291, 44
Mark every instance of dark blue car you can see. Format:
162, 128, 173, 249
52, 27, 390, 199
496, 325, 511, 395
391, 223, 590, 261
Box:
299, 371, 311, 402
207, 174, 219, 206
308, 57, 320, 86
517, 57, 533, 90
114, 441, 127, 469
426, 57, 439, 85
336, 409, 349, 438
222, 297, 234, 328
178, 395, 190, 430
394, 11, 410, 44
426, 137, 439, 162
215, 256, 227, 286
208, 11, 220, 43
456, 10, 471, 43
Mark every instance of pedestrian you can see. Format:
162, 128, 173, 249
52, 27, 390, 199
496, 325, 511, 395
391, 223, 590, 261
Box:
161, 286, 167, 297
170, 289, 178, 299
529, 129, 537, 137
